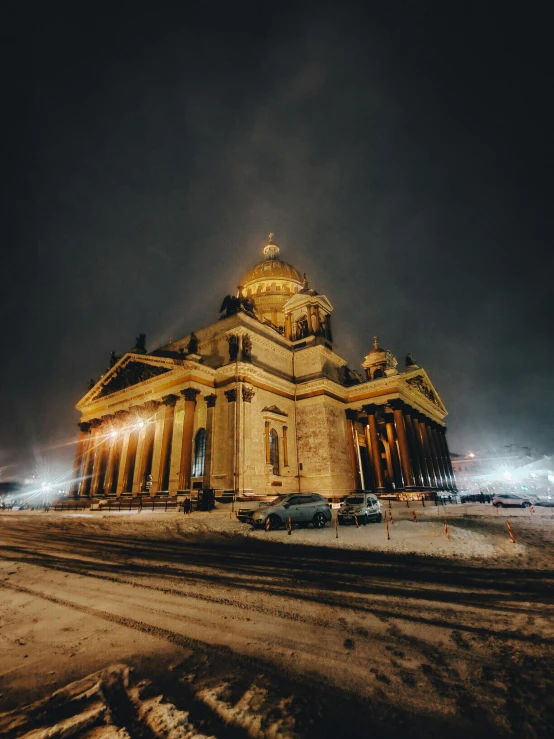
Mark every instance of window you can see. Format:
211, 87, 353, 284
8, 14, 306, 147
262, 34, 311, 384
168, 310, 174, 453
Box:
269, 429, 279, 475
192, 428, 206, 477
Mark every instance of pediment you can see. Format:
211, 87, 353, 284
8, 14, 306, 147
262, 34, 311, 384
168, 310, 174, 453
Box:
283, 293, 333, 313
95, 361, 170, 398
78, 355, 174, 408
262, 404, 288, 417
402, 371, 447, 414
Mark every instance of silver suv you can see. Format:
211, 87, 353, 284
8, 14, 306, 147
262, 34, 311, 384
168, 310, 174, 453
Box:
338, 493, 382, 525
249, 493, 332, 530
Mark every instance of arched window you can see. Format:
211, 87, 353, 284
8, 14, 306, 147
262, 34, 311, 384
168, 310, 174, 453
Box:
372, 368, 384, 379
192, 428, 206, 477
269, 429, 279, 475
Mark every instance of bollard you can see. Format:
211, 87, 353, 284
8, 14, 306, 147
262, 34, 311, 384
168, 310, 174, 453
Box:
422, 496, 425, 507
412, 510, 418, 523
354, 514, 359, 528
444, 520, 450, 541
335, 515, 339, 539
389, 499, 392, 509
265, 516, 271, 532
287, 517, 292, 535
530, 504, 535, 515
406, 498, 410, 508
388, 508, 395, 525
506, 520, 516, 544
494, 504, 499, 515
385, 516, 390, 540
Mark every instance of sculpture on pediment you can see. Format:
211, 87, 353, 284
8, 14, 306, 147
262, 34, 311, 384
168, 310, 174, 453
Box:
134, 334, 147, 354
88, 378, 95, 390
97, 361, 170, 398
405, 352, 417, 367
227, 334, 239, 362
220, 295, 240, 317
385, 351, 398, 370
241, 334, 252, 362
109, 351, 119, 368
187, 332, 199, 355
406, 375, 439, 407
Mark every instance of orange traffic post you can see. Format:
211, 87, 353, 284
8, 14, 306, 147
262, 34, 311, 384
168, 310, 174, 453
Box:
506, 520, 516, 544
412, 510, 418, 523
265, 516, 271, 532
385, 516, 390, 540
444, 520, 450, 541
335, 515, 339, 539
354, 515, 359, 528
287, 517, 292, 535
389, 509, 395, 525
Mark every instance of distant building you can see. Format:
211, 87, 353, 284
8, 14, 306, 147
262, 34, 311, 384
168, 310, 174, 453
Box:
70, 235, 456, 500
451, 445, 552, 495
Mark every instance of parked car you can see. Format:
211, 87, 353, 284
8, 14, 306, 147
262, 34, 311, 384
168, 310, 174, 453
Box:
248, 493, 332, 530
492, 493, 531, 508
338, 493, 382, 525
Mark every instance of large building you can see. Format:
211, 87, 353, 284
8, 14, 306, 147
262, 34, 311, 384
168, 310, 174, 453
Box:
70, 235, 456, 500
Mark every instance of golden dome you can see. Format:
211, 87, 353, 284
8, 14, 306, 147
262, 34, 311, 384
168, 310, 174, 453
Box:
241, 258, 304, 285
239, 235, 305, 329
240, 236, 304, 287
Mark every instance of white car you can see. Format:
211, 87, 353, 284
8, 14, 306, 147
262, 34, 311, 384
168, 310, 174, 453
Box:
338, 493, 382, 525
492, 493, 531, 508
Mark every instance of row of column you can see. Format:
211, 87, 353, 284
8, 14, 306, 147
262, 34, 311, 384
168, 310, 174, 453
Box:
71, 388, 216, 497
346, 400, 456, 493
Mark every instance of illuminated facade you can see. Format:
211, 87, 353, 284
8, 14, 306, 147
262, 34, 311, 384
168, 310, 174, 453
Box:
70, 235, 456, 500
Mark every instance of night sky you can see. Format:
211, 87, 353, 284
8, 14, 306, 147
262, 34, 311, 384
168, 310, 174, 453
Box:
3, 3, 552, 481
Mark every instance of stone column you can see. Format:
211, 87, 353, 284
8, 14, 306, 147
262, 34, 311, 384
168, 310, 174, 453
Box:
179, 388, 200, 491
345, 410, 362, 491
103, 428, 118, 496
152, 395, 178, 494
116, 430, 131, 496
428, 423, 447, 490
203, 394, 217, 488
81, 418, 102, 496
419, 420, 439, 488
363, 404, 385, 492
282, 425, 289, 467
240, 386, 255, 493
284, 314, 292, 340
384, 415, 403, 490
389, 401, 416, 490
132, 425, 148, 494
168, 396, 185, 495
403, 409, 424, 488
306, 307, 313, 334
439, 428, 457, 491
312, 306, 321, 334
433, 423, 452, 490
70, 422, 90, 497
225, 389, 237, 491
411, 413, 431, 488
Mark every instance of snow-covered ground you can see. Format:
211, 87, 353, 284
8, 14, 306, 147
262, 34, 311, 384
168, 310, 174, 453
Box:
1, 504, 553, 738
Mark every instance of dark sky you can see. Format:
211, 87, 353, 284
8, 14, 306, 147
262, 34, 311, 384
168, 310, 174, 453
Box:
2, 3, 553, 481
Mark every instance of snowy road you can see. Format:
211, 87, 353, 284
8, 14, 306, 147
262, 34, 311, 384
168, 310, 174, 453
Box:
1, 510, 554, 738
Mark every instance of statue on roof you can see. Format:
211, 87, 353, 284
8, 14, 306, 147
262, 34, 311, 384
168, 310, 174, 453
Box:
134, 333, 147, 353
109, 351, 119, 368
187, 332, 199, 355
405, 352, 417, 367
